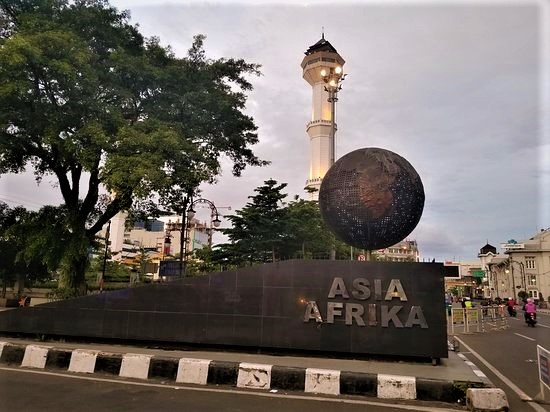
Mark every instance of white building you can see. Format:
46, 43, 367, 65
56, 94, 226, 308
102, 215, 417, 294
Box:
301, 35, 345, 199
108, 211, 127, 257
103, 215, 210, 262
373, 240, 420, 262
477, 243, 501, 298
500, 228, 550, 301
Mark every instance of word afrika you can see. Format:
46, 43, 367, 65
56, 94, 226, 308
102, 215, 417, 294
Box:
303, 277, 428, 328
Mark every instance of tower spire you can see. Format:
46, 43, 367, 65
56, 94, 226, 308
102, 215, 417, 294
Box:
322, 26, 324, 40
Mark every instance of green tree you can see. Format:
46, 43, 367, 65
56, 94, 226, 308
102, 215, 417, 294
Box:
283, 196, 346, 259
222, 179, 288, 264
0, 202, 50, 297
0, 1, 265, 294
214, 181, 351, 267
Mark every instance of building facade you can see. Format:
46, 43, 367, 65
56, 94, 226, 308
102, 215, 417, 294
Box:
373, 240, 420, 262
444, 261, 484, 298
301, 35, 345, 199
500, 229, 550, 301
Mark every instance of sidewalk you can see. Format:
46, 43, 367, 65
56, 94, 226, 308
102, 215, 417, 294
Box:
0, 336, 489, 405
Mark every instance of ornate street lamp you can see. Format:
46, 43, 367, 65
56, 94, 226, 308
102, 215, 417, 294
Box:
321, 65, 347, 261
320, 66, 347, 167
180, 198, 221, 277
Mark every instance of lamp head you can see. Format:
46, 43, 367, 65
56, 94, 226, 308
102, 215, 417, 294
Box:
212, 216, 221, 228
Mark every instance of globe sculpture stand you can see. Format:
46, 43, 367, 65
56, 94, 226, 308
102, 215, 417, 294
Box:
319, 147, 425, 251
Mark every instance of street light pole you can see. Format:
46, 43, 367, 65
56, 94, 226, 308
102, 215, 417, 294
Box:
505, 265, 517, 300
182, 198, 221, 277
508, 258, 525, 297
179, 194, 192, 278
321, 66, 346, 261
492, 268, 499, 298
321, 66, 346, 170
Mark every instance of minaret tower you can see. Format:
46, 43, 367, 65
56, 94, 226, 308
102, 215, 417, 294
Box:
301, 34, 345, 199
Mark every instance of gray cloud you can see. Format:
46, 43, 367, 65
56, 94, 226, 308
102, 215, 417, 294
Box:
1, 2, 547, 262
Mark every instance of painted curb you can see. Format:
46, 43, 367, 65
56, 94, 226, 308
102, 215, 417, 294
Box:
0, 341, 488, 403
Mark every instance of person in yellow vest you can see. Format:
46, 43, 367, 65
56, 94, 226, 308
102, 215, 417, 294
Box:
464, 297, 472, 308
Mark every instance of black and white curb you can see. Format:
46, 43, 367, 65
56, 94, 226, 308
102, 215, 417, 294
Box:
0, 341, 485, 404
456, 353, 488, 381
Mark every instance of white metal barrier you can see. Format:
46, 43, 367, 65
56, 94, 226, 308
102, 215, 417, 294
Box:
450, 305, 508, 334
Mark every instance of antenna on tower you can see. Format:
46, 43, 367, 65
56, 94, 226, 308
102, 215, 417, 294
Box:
321, 26, 324, 40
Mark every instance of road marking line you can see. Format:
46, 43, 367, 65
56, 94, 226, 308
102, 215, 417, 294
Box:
0, 366, 460, 412
473, 369, 487, 378
514, 333, 536, 341
454, 337, 548, 412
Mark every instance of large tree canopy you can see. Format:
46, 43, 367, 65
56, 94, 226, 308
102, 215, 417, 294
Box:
0, 0, 266, 293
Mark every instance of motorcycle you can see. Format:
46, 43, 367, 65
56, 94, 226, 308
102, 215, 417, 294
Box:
507, 306, 517, 317
525, 312, 537, 327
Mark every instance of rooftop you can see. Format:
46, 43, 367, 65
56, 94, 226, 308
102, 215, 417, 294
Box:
305, 35, 338, 55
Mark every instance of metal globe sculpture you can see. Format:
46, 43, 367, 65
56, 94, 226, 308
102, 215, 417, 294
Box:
319, 148, 425, 250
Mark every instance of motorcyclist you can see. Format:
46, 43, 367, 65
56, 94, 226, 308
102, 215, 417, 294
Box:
506, 297, 516, 317
523, 298, 537, 326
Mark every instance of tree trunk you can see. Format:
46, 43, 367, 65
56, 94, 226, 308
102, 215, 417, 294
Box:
1, 274, 6, 298
58, 230, 91, 297
59, 254, 88, 296
15, 273, 25, 296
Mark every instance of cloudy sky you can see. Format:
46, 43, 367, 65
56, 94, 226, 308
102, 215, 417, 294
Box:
1, 0, 548, 262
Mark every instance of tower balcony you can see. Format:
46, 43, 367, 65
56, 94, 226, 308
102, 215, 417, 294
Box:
306, 119, 336, 133
306, 177, 323, 185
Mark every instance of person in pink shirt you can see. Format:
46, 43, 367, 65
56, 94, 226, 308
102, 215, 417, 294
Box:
523, 298, 537, 325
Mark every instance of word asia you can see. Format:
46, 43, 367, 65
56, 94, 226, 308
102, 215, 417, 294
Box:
303, 277, 428, 328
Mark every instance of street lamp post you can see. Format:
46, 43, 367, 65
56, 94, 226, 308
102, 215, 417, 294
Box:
504, 266, 517, 300
320, 66, 346, 167
181, 198, 221, 277
507, 258, 525, 297
321, 66, 346, 261
491, 267, 499, 298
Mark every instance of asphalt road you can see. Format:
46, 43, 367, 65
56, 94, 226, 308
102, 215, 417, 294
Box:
454, 311, 550, 412
0, 367, 463, 412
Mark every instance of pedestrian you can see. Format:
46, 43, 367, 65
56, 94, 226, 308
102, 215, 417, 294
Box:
464, 298, 472, 309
